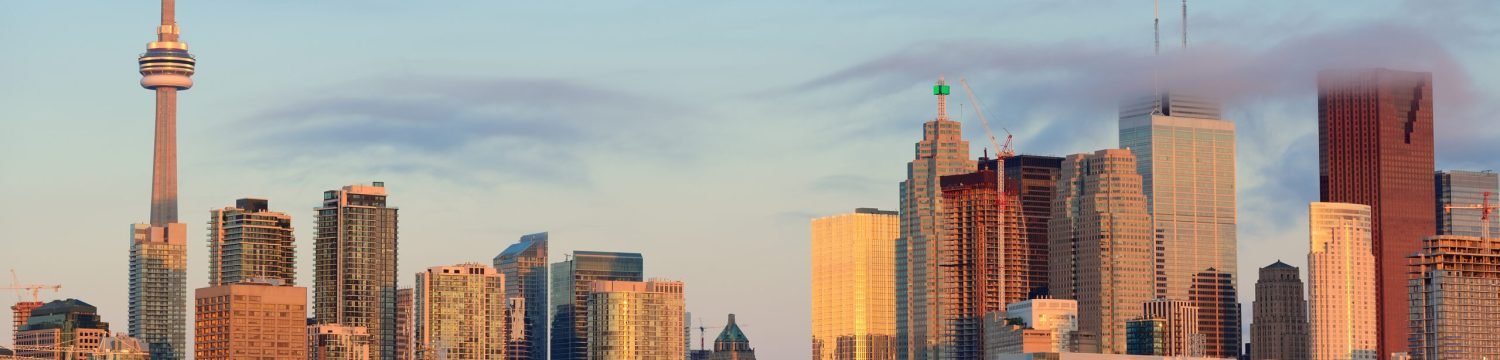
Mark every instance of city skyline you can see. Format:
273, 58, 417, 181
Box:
4, 2, 1500, 359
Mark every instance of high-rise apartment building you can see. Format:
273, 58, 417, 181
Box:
709, 314, 756, 360
314, 182, 399, 360
936, 156, 1010, 359
811, 208, 899, 360
395, 288, 412, 360
1435, 170, 1499, 238
1130, 298, 1201, 357
584, 280, 685, 360
193, 281, 307, 360
14, 299, 111, 360
1004, 155, 1064, 298
1307, 202, 1378, 360
207, 198, 295, 286
1048, 149, 1155, 354
1318, 69, 1435, 357
1187, 270, 1239, 358
494, 232, 548, 360
1406, 235, 1500, 359
414, 263, 507, 360
1251, 261, 1309, 360
550, 251, 644, 360
897, 77, 974, 360
1119, 92, 1238, 303
130, 0, 196, 356
309, 324, 371, 360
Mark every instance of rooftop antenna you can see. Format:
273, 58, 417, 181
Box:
1151, 0, 1163, 115
1182, 0, 1188, 49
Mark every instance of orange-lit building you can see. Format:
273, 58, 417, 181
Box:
193, 282, 307, 360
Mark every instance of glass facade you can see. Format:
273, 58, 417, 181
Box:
1435, 170, 1499, 238
811, 208, 898, 360
494, 233, 549, 360
584, 280, 686, 360
550, 251, 644, 360
208, 198, 296, 286
1406, 235, 1500, 360
1307, 202, 1377, 360
314, 183, 399, 360
129, 222, 188, 360
414, 263, 507, 360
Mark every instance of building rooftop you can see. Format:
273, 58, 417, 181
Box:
715, 314, 750, 344
1265, 260, 1296, 270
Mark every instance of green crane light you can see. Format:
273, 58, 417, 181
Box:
933, 84, 951, 96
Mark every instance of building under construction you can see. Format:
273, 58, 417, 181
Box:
1407, 235, 1500, 359
937, 155, 1034, 359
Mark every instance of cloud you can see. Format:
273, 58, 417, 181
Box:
234, 77, 703, 187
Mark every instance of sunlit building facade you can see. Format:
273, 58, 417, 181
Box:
1406, 235, 1500, 359
897, 77, 974, 360
1133, 298, 1201, 357
1002, 299, 1079, 354
1004, 155, 1064, 299
811, 208, 899, 360
1307, 202, 1377, 360
395, 288, 412, 360
207, 198, 295, 286
14, 299, 110, 360
584, 280, 685, 360
938, 156, 1008, 360
414, 263, 507, 360
550, 251, 644, 360
193, 282, 307, 360
314, 183, 399, 360
128, 223, 187, 360
309, 324, 371, 360
1251, 261, 1309, 360
1048, 149, 1155, 354
1188, 269, 1239, 358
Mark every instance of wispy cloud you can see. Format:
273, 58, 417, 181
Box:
234, 77, 704, 187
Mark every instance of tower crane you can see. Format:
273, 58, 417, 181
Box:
958, 78, 1013, 159
1444, 191, 1500, 239
6, 270, 61, 304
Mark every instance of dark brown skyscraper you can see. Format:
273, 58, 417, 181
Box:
1318, 68, 1435, 357
1003, 155, 1063, 298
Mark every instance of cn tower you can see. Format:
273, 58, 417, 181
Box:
129, 0, 192, 359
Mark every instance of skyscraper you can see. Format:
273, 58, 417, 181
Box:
315, 183, 399, 360
584, 280, 686, 360
1251, 261, 1309, 360
550, 251, 644, 360
935, 156, 1011, 359
207, 198, 296, 286
1435, 170, 1499, 238
1003, 155, 1064, 298
1406, 235, 1500, 359
1119, 93, 1237, 303
1318, 69, 1435, 357
494, 232, 548, 360
14, 299, 112, 359
709, 314, 757, 360
193, 281, 308, 360
414, 263, 507, 360
1131, 298, 1201, 357
309, 324, 371, 360
1048, 149, 1155, 354
811, 208, 899, 360
1307, 202, 1377, 360
395, 288, 412, 360
897, 77, 973, 360
129, 2, 196, 356
1187, 269, 1240, 358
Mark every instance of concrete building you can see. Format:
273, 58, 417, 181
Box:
1250, 261, 1308, 360
897, 77, 974, 360
1130, 298, 1201, 357
1002, 299, 1079, 354
314, 183, 399, 360
1049, 149, 1155, 354
1307, 202, 1378, 360
1406, 235, 1500, 359
395, 288, 412, 360
493, 233, 548, 360
11, 301, 41, 347
1435, 170, 1499, 238
1188, 270, 1240, 358
811, 208, 899, 360
1318, 69, 1436, 357
207, 198, 296, 286
309, 324, 370, 360
709, 314, 756, 360
1119, 92, 1238, 303
1004, 155, 1064, 299
129, 0, 197, 356
14, 299, 110, 359
193, 281, 307, 360
582, 280, 684, 360
985, 315, 1056, 356
550, 251, 644, 360
937, 156, 1011, 359
414, 264, 507, 360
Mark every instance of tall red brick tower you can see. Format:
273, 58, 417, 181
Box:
1317, 68, 1435, 358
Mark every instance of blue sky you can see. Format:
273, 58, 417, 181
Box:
2, 1, 1499, 357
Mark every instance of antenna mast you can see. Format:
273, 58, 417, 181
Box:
1182, 0, 1188, 49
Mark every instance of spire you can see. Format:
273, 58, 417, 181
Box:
1181, 0, 1188, 49
934, 76, 952, 121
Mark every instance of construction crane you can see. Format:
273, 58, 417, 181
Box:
6, 270, 61, 304
958, 78, 1013, 159
696, 319, 721, 352
1444, 191, 1500, 239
